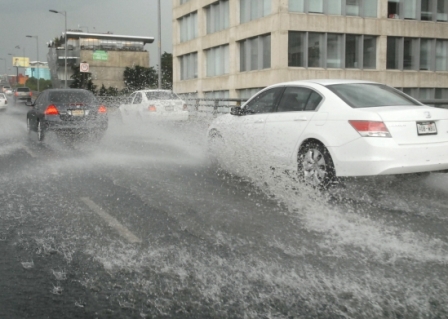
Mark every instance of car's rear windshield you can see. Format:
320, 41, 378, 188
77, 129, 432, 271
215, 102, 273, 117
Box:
327, 83, 422, 108
49, 91, 97, 104
145, 92, 179, 100
17, 87, 30, 92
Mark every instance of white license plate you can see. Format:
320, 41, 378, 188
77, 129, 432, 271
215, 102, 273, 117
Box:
417, 121, 437, 135
70, 110, 85, 116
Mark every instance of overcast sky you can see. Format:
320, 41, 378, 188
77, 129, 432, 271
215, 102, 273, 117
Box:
0, 0, 173, 73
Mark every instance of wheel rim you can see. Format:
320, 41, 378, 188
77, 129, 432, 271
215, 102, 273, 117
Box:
301, 148, 328, 186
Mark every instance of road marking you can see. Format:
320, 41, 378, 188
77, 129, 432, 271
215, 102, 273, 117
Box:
80, 197, 142, 244
22, 145, 37, 158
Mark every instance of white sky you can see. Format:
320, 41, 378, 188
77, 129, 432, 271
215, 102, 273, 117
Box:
0, 0, 173, 73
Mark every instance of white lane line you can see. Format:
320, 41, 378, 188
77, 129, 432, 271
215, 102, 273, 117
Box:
22, 145, 37, 158
80, 197, 142, 244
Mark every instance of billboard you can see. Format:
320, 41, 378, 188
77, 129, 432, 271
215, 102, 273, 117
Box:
12, 57, 30, 67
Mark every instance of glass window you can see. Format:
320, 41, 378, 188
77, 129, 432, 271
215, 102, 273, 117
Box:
288, 32, 305, 67
329, 83, 421, 108
328, 0, 343, 15
240, 34, 271, 72
289, 0, 305, 12
437, 0, 448, 21
346, 35, 362, 68
308, 33, 325, 68
206, 1, 230, 34
364, 0, 378, 17
404, 0, 418, 19
133, 93, 142, 104
180, 52, 198, 80
420, 39, 433, 70
346, 0, 361, 16
436, 40, 448, 71
363, 36, 376, 69
387, 37, 401, 69
419, 88, 434, 100
421, 0, 434, 20
240, 0, 271, 23
179, 12, 198, 43
145, 91, 180, 100
327, 34, 343, 68
277, 87, 313, 112
305, 91, 323, 110
244, 87, 284, 114
309, 0, 324, 13
403, 38, 419, 70
206, 45, 229, 77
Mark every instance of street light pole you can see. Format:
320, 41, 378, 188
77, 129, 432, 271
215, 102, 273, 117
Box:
158, 0, 162, 89
0, 58, 6, 75
49, 10, 67, 88
8, 53, 18, 87
26, 35, 39, 92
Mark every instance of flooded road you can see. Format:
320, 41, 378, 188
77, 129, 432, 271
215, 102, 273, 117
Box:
1, 104, 447, 318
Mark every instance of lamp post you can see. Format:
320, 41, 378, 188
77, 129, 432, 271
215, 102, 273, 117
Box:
158, 0, 161, 89
49, 9, 67, 88
8, 53, 18, 86
26, 35, 39, 92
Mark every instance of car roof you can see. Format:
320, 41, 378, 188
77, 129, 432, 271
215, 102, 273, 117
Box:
44, 89, 92, 93
270, 79, 378, 87
136, 89, 174, 93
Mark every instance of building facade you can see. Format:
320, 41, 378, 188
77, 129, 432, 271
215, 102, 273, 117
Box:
173, 0, 448, 101
47, 32, 154, 89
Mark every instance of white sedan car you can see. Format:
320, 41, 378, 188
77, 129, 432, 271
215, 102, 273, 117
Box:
0, 93, 7, 111
207, 80, 448, 187
118, 90, 189, 122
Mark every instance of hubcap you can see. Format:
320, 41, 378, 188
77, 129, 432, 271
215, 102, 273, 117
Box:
301, 149, 327, 186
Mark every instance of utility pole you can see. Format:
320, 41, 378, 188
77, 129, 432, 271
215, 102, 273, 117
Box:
158, 0, 162, 89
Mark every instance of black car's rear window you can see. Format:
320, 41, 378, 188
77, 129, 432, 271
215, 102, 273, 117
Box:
17, 87, 30, 92
49, 91, 96, 104
327, 83, 421, 108
145, 92, 179, 100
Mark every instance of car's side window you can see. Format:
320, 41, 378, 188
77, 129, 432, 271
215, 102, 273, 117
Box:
133, 93, 142, 104
34, 93, 46, 110
277, 87, 313, 112
244, 87, 284, 114
304, 91, 323, 111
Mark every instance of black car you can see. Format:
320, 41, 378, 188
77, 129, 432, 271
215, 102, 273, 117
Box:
14, 87, 32, 103
26, 89, 108, 141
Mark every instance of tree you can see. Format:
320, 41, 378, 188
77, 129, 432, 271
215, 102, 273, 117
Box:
123, 65, 157, 92
70, 65, 97, 94
25, 77, 52, 91
161, 52, 173, 90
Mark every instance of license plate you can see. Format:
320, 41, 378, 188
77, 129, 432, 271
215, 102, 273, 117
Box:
70, 110, 85, 116
165, 106, 174, 111
417, 121, 437, 135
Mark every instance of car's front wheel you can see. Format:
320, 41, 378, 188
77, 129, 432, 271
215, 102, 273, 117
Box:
37, 121, 45, 142
297, 141, 336, 188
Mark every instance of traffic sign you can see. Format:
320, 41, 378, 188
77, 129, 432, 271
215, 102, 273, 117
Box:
80, 62, 89, 73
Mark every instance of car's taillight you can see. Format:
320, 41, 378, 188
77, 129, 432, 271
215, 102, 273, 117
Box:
148, 105, 156, 112
98, 105, 107, 113
182, 103, 188, 111
44, 104, 59, 115
29, 92, 32, 96
349, 120, 391, 138
14, 92, 18, 96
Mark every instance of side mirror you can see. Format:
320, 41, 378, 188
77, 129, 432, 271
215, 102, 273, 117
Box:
230, 106, 244, 116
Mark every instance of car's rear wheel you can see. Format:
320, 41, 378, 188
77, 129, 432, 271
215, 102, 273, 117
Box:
298, 141, 336, 188
37, 121, 45, 142
26, 118, 31, 135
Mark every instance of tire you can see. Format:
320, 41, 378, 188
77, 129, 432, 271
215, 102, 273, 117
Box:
37, 121, 45, 142
297, 141, 336, 189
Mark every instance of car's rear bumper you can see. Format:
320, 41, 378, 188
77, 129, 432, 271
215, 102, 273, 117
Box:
44, 119, 108, 133
329, 137, 448, 176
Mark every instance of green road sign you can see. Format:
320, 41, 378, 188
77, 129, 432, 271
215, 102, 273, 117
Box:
93, 50, 108, 61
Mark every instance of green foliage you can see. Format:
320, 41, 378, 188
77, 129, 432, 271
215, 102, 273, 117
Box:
98, 84, 119, 96
25, 77, 52, 91
70, 65, 97, 94
122, 52, 173, 92
123, 65, 157, 92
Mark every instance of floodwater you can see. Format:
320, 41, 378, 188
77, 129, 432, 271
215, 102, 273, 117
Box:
0, 104, 447, 318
